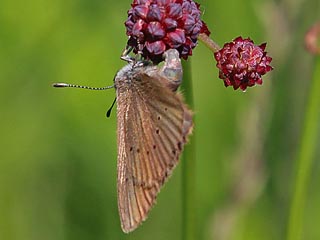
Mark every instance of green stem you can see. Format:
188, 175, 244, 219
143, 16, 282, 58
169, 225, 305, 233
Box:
181, 59, 196, 240
287, 56, 320, 240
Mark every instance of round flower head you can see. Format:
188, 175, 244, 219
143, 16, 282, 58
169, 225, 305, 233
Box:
125, 0, 210, 63
214, 37, 273, 91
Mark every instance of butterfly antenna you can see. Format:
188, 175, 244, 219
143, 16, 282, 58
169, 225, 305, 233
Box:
106, 97, 116, 118
52, 82, 114, 90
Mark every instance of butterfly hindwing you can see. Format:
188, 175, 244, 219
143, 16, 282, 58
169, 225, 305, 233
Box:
115, 64, 193, 233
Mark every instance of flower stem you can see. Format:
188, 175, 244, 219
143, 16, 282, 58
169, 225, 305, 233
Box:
198, 33, 221, 53
287, 56, 320, 240
181, 59, 196, 240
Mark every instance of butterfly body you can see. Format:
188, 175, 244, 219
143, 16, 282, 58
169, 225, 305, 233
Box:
52, 49, 193, 233
114, 49, 193, 233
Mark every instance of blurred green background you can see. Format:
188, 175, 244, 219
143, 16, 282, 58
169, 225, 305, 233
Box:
0, 0, 319, 239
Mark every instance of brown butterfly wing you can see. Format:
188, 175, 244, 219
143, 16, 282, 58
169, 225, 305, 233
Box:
115, 65, 193, 233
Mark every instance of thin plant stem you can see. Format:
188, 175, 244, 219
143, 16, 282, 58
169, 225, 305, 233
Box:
181, 59, 196, 240
198, 33, 221, 53
287, 56, 320, 240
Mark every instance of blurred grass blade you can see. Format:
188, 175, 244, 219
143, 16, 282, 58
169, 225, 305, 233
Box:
181, 59, 196, 240
287, 56, 320, 240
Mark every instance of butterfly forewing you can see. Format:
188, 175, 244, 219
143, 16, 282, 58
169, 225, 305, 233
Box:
115, 64, 193, 233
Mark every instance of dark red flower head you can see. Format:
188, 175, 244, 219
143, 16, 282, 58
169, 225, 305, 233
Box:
214, 37, 273, 91
125, 0, 210, 63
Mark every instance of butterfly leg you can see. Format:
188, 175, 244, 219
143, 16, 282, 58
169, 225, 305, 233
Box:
160, 49, 183, 92
120, 45, 135, 63
121, 45, 147, 65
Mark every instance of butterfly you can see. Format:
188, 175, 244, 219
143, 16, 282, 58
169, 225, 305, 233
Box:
53, 49, 193, 233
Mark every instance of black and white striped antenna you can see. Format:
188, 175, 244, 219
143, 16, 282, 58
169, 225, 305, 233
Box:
52, 82, 114, 90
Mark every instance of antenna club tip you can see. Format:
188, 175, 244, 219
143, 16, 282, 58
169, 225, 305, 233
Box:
52, 83, 69, 88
